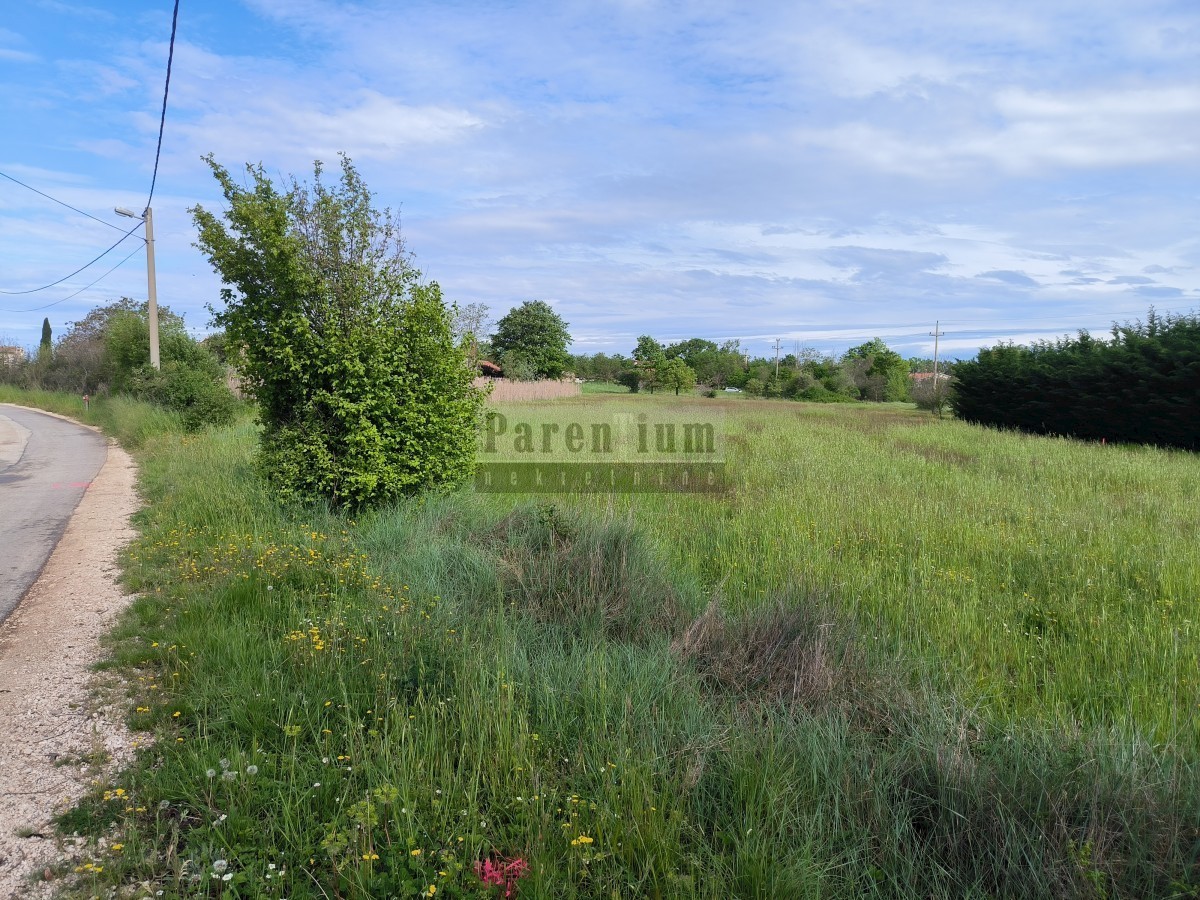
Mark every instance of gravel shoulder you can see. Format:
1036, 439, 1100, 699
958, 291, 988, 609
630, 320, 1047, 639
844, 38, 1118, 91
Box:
0, 431, 140, 898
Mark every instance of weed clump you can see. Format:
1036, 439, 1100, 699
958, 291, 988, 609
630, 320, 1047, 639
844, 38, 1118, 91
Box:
673, 586, 893, 722
492, 502, 685, 643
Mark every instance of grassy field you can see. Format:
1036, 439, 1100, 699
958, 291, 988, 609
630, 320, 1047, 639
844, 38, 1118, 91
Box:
520, 394, 1200, 744
5, 388, 1198, 899
580, 381, 632, 395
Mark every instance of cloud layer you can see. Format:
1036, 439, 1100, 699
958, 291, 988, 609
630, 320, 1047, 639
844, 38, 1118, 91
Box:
0, 0, 1197, 359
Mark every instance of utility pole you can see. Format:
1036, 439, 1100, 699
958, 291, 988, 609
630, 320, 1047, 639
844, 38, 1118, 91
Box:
930, 320, 944, 379
773, 337, 782, 380
144, 207, 159, 369
114, 205, 160, 369
930, 320, 945, 407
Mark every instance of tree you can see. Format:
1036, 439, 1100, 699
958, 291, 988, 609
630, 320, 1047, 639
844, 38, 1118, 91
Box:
632, 335, 665, 393
32, 297, 187, 394
192, 154, 484, 508
498, 349, 537, 381
952, 311, 1200, 449
660, 357, 697, 395
451, 302, 490, 369
491, 301, 571, 379
39, 318, 52, 357
844, 338, 909, 401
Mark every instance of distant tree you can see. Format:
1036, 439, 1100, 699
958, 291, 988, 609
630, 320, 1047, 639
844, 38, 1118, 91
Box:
31, 297, 186, 394
491, 301, 571, 379
911, 374, 952, 416
39, 318, 52, 357
616, 369, 640, 393
711, 340, 747, 388
907, 357, 936, 373
499, 349, 537, 381
632, 335, 666, 392
192, 154, 484, 507
669, 338, 731, 385
451, 302, 490, 369
844, 338, 909, 401
633, 335, 664, 362
660, 357, 697, 395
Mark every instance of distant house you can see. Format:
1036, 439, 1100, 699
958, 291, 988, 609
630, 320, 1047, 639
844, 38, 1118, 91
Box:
0, 346, 25, 368
910, 372, 950, 383
478, 359, 503, 377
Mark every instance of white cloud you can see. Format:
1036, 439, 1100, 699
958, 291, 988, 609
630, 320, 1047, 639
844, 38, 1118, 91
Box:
174, 90, 485, 164
0, 47, 38, 63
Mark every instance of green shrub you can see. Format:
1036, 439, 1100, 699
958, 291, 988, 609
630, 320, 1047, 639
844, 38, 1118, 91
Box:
192, 155, 485, 508
128, 362, 237, 432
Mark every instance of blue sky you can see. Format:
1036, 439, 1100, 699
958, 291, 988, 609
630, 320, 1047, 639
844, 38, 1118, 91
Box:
1, 0, 1198, 360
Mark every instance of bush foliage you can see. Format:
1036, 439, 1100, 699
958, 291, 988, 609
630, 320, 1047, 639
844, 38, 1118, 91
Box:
1, 298, 236, 431
192, 155, 485, 508
952, 309, 1200, 449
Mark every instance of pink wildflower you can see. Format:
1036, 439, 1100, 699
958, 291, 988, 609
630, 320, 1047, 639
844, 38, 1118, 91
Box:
474, 856, 530, 897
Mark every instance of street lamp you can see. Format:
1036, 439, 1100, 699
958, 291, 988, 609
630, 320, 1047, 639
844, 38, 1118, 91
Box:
114, 205, 159, 370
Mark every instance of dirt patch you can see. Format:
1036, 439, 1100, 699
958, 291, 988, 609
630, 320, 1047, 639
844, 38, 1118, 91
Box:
0, 440, 139, 898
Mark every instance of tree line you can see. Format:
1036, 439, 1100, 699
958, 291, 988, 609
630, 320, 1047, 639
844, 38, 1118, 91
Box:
463, 305, 947, 406
563, 335, 948, 404
952, 310, 1200, 450
1, 297, 237, 432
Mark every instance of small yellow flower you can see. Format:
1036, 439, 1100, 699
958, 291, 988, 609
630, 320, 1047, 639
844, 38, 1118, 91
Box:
362, 852, 379, 860
111, 843, 124, 851
411, 848, 422, 856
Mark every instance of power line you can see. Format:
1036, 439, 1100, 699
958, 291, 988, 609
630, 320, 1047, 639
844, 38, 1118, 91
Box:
0, 169, 127, 233
0, 242, 145, 314
0, 0, 178, 298
0, 221, 144, 295
146, 0, 180, 209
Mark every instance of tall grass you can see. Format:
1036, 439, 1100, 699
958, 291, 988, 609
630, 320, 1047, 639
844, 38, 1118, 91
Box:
14, 389, 1199, 898
0, 385, 184, 447
534, 395, 1200, 746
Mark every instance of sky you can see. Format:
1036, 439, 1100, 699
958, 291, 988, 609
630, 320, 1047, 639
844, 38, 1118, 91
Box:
1, 0, 1198, 361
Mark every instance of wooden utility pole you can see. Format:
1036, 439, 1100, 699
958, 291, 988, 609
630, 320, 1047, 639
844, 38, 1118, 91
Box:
930, 321, 944, 379
930, 321, 945, 408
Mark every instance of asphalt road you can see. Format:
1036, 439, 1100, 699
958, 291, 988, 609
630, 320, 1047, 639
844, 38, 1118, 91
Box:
0, 404, 108, 626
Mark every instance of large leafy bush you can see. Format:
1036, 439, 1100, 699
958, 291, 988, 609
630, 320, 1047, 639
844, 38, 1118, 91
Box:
192, 155, 485, 507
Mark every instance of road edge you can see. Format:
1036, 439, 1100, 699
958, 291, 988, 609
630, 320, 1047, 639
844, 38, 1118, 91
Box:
0, 430, 142, 898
